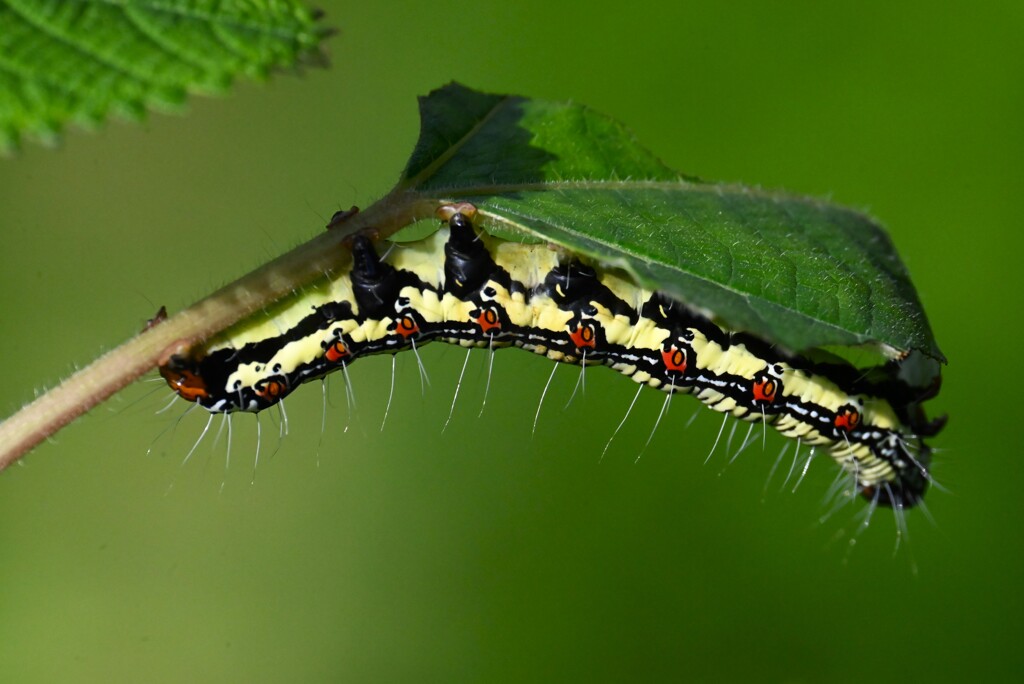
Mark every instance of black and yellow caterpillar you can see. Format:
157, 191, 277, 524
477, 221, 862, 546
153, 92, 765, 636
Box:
160, 205, 938, 507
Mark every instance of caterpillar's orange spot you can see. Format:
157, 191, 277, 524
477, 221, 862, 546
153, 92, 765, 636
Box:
325, 339, 349, 362
395, 315, 420, 338
160, 367, 209, 402
753, 378, 777, 403
476, 307, 501, 333
569, 323, 596, 349
661, 346, 687, 373
256, 378, 286, 400
835, 406, 861, 431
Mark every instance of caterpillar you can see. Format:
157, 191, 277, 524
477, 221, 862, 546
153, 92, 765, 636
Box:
159, 204, 940, 508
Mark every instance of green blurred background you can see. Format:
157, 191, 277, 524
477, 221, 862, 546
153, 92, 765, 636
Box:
0, 1, 1019, 681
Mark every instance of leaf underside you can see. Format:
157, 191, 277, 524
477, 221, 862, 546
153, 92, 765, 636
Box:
393, 83, 944, 366
0, 0, 328, 151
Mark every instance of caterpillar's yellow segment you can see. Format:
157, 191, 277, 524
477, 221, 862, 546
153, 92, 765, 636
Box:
161, 207, 938, 507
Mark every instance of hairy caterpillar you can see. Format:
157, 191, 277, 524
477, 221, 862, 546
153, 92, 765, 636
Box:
159, 204, 940, 508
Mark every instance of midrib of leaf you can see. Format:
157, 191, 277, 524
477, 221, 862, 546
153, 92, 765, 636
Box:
428, 179, 838, 204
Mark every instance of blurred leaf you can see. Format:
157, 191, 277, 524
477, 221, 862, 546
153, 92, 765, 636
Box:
0, 0, 329, 151
398, 83, 943, 363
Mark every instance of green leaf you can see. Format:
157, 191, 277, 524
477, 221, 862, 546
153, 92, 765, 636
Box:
0, 0, 329, 151
397, 83, 943, 364
400, 83, 685, 190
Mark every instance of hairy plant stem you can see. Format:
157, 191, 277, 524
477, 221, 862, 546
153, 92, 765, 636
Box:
0, 192, 440, 471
